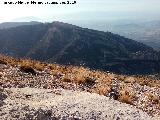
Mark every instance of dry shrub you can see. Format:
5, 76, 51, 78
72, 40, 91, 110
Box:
137, 78, 148, 86
100, 77, 112, 86
0, 59, 7, 65
147, 93, 159, 104
118, 75, 126, 81
34, 62, 44, 71
74, 71, 96, 85
134, 76, 160, 88
108, 73, 116, 80
119, 89, 135, 105
20, 59, 33, 66
49, 64, 67, 73
7, 59, 19, 67
20, 65, 36, 75
63, 78, 72, 82
95, 86, 111, 96
19, 60, 36, 74
48, 64, 56, 70
0, 55, 20, 66
75, 74, 86, 84
62, 75, 72, 82
73, 67, 89, 84
60, 66, 68, 73
146, 80, 160, 88
19, 59, 45, 71
84, 77, 96, 85
124, 77, 136, 83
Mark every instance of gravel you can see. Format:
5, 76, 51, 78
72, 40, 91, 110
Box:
0, 87, 156, 120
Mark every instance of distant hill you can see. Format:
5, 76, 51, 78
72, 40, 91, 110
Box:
106, 20, 160, 51
0, 21, 41, 29
0, 21, 159, 74
71, 20, 160, 51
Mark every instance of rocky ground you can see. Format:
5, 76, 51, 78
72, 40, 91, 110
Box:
0, 87, 157, 120
0, 56, 160, 119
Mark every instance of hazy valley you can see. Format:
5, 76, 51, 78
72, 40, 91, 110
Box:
71, 20, 160, 51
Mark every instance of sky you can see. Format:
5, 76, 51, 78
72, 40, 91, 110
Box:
0, 0, 160, 23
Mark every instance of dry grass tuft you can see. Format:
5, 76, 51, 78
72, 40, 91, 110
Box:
147, 93, 159, 104
94, 86, 111, 96
136, 77, 160, 88
83, 77, 96, 85
124, 77, 136, 83
20, 66, 36, 75
19, 59, 45, 71
75, 74, 86, 84
33, 62, 45, 71
0, 59, 7, 65
62, 76, 72, 82
74, 74, 95, 85
119, 89, 135, 105
0, 55, 45, 72
137, 78, 148, 86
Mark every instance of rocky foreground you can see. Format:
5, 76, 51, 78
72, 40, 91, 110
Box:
0, 87, 157, 120
0, 55, 160, 119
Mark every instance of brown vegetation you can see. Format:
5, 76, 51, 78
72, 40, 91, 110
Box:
0, 54, 160, 117
93, 86, 111, 96
118, 89, 136, 105
20, 66, 36, 75
147, 93, 159, 104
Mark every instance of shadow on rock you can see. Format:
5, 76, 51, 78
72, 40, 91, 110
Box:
0, 88, 7, 107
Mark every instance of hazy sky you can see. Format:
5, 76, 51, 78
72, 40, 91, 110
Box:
0, 0, 160, 23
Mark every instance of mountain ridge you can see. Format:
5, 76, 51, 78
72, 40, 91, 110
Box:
0, 21, 159, 74
0, 21, 42, 29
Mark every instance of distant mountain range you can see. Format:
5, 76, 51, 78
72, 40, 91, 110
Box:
0, 21, 159, 74
69, 20, 160, 51
0, 21, 41, 29
1, 20, 160, 51
105, 21, 160, 51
